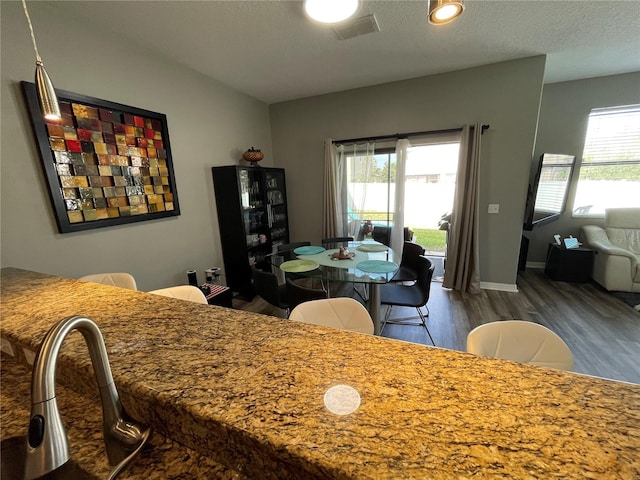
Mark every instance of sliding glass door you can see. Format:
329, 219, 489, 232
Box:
405, 142, 459, 255
341, 134, 460, 256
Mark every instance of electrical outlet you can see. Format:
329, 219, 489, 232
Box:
488, 204, 500, 214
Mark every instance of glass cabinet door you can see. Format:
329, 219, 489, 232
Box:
265, 170, 288, 244
240, 168, 268, 253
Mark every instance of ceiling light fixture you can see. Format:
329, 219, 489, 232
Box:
22, 0, 60, 120
428, 0, 464, 25
304, 0, 359, 24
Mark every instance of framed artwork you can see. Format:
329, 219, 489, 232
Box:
21, 81, 180, 233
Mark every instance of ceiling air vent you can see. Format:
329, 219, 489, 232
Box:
333, 14, 380, 40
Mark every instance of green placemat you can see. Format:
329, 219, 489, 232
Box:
356, 243, 388, 252
294, 245, 326, 255
280, 259, 319, 273
356, 260, 398, 273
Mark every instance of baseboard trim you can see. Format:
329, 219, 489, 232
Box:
480, 281, 519, 292
526, 262, 546, 269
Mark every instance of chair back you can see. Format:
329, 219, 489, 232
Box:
415, 255, 435, 304
372, 226, 414, 246
466, 320, 574, 371
372, 226, 390, 246
276, 242, 311, 253
79, 272, 137, 291
289, 297, 373, 334
391, 241, 426, 282
286, 278, 327, 309
402, 242, 425, 267
252, 268, 288, 309
321, 237, 353, 249
149, 285, 208, 304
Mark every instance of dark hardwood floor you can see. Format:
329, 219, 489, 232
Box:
233, 268, 640, 385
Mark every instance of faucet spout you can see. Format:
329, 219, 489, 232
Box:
24, 315, 150, 480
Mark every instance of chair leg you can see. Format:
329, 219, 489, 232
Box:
382, 304, 435, 346
380, 305, 392, 334
353, 284, 368, 303
415, 306, 435, 346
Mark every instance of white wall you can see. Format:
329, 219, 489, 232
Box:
1, 2, 272, 290
527, 72, 640, 264
270, 57, 546, 288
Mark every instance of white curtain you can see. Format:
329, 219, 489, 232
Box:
322, 138, 344, 239
443, 123, 482, 293
338, 142, 376, 239
390, 139, 409, 255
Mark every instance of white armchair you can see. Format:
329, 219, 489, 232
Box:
580, 208, 640, 292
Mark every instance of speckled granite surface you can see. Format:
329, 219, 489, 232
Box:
2, 267, 639, 479
1, 357, 242, 479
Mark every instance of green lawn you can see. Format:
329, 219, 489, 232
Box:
412, 228, 446, 253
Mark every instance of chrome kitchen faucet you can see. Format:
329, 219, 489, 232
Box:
24, 315, 150, 480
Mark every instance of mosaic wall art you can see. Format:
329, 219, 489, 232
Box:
21, 81, 180, 233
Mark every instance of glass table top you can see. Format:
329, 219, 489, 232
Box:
266, 242, 398, 284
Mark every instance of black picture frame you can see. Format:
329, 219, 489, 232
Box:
21, 81, 180, 233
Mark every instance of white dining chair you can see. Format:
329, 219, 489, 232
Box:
466, 320, 574, 371
148, 285, 208, 304
79, 272, 138, 291
289, 297, 374, 334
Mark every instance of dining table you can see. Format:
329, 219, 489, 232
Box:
267, 241, 399, 334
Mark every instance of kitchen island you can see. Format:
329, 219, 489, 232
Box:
1, 268, 639, 479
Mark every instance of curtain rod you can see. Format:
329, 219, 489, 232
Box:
332, 124, 490, 145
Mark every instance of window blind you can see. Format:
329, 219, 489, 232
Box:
582, 105, 640, 165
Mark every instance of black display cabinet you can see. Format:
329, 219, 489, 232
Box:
212, 166, 289, 298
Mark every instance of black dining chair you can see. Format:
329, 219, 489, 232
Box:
380, 255, 435, 345
372, 226, 414, 247
252, 268, 289, 317
276, 241, 311, 253
321, 236, 354, 250
321, 236, 358, 298
286, 278, 328, 310
391, 241, 426, 283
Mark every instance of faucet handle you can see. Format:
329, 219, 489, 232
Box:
104, 414, 151, 465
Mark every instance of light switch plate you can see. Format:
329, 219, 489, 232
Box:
488, 204, 500, 214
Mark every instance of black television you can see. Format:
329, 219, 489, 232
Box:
523, 153, 576, 231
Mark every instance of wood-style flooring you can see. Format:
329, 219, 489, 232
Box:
233, 268, 640, 385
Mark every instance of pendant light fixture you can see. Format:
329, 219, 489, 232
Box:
428, 0, 464, 25
304, 0, 359, 24
22, 0, 61, 120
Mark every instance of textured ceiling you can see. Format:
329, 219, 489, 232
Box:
46, 0, 640, 104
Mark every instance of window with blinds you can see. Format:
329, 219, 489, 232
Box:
573, 104, 640, 216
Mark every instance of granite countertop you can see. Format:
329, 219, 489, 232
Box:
1, 356, 242, 479
1, 267, 639, 479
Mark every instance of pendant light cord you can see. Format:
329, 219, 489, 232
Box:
22, 0, 42, 62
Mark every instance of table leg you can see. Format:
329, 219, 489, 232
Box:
368, 283, 381, 335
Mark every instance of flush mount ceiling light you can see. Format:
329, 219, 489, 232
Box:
428, 0, 464, 25
22, 0, 60, 120
304, 0, 359, 24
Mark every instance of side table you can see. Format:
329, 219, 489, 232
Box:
544, 243, 594, 283
201, 283, 233, 308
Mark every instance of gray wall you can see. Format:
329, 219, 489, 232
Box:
270, 56, 546, 288
0, 2, 272, 291
526, 72, 640, 264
